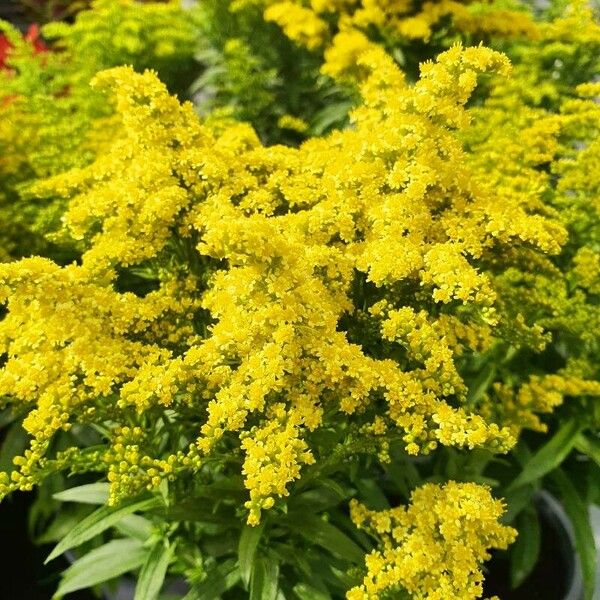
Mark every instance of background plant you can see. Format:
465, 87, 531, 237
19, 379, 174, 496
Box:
0, 0, 198, 262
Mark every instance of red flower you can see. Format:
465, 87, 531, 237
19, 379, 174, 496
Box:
24, 24, 48, 54
0, 24, 48, 70
0, 34, 11, 70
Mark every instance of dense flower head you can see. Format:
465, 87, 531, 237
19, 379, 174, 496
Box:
0, 40, 579, 524
241, 0, 538, 55
347, 482, 516, 599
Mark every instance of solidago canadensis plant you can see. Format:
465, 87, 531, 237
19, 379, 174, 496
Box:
0, 0, 598, 599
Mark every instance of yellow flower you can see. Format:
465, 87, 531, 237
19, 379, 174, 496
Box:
264, 2, 329, 50
0, 41, 578, 519
349, 482, 516, 599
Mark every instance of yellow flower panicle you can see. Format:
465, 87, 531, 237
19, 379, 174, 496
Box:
487, 375, 600, 435
348, 482, 516, 600
0, 0, 198, 262
264, 1, 329, 50
253, 0, 537, 53
458, 3, 600, 435
0, 42, 575, 520
242, 404, 316, 525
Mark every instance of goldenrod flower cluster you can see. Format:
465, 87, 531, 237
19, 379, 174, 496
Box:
347, 482, 516, 599
0, 40, 572, 519
0, 1, 598, 598
252, 0, 537, 53
0, 0, 197, 261
458, 0, 600, 433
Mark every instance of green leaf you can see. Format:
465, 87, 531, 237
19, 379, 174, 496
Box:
46, 496, 161, 563
466, 363, 496, 405
510, 506, 540, 588
36, 506, 93, 544
0, 421, 28, 473
270, 544, 313, 580
53, 483, 110, 505
201, 531, 238, 557
304, 554, 356, 592
309, 101, 353, 136
575, 434, 600, 467
250, 557, 279, 600
0, 407, 23, 429
506, 420, 581, 492
586, 463, 600, 504
186, 559, 240, 600
502, 485, 536, 524
54, 539, 146, 598
292, 583, 332, 600
318, 478, 348, 500
115, 514, 154, 541
134, 541, 173, 600
464, 448, 494, 477
289, 481, 348, 513
286, 516, 365, 564
239, 522, 265, 588
355, 479, 389, 510
166, 502, 236, 526
549, 469, 596, 600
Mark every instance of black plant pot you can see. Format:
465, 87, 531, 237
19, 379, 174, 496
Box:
0, 492, 96, 600
484, 491, 584, 600
0, 488, 588, 600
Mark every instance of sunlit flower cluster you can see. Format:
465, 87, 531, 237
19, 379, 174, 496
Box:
0, 2, 598, 598
0, 40, 575, 521
248, 0, 538, 53
348, 482, 516, 599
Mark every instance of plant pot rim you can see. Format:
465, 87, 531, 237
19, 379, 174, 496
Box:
535, 490, 584, 600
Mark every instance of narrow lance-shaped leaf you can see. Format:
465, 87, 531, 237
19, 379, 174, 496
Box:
239, 521, 265, 588
574, 434, 600, 468
355, 479, 390, 510
53, 483, 110, 505
550, 469, 597, 600
506, 420, 582, 492
286, 516, 365, 564
293, 582, 332, 600
502, 484, 536, 524
46, 496, 161, 563
134, 540, 173, 600
510, 505, 541, 588
0, 408, 23, 429
250, 556, 279, 600
466, 363, 496, 406
53, 539, 146, 598
0, 421, 28, 473
115, 514, 154, 541
184, 559, 240, 600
